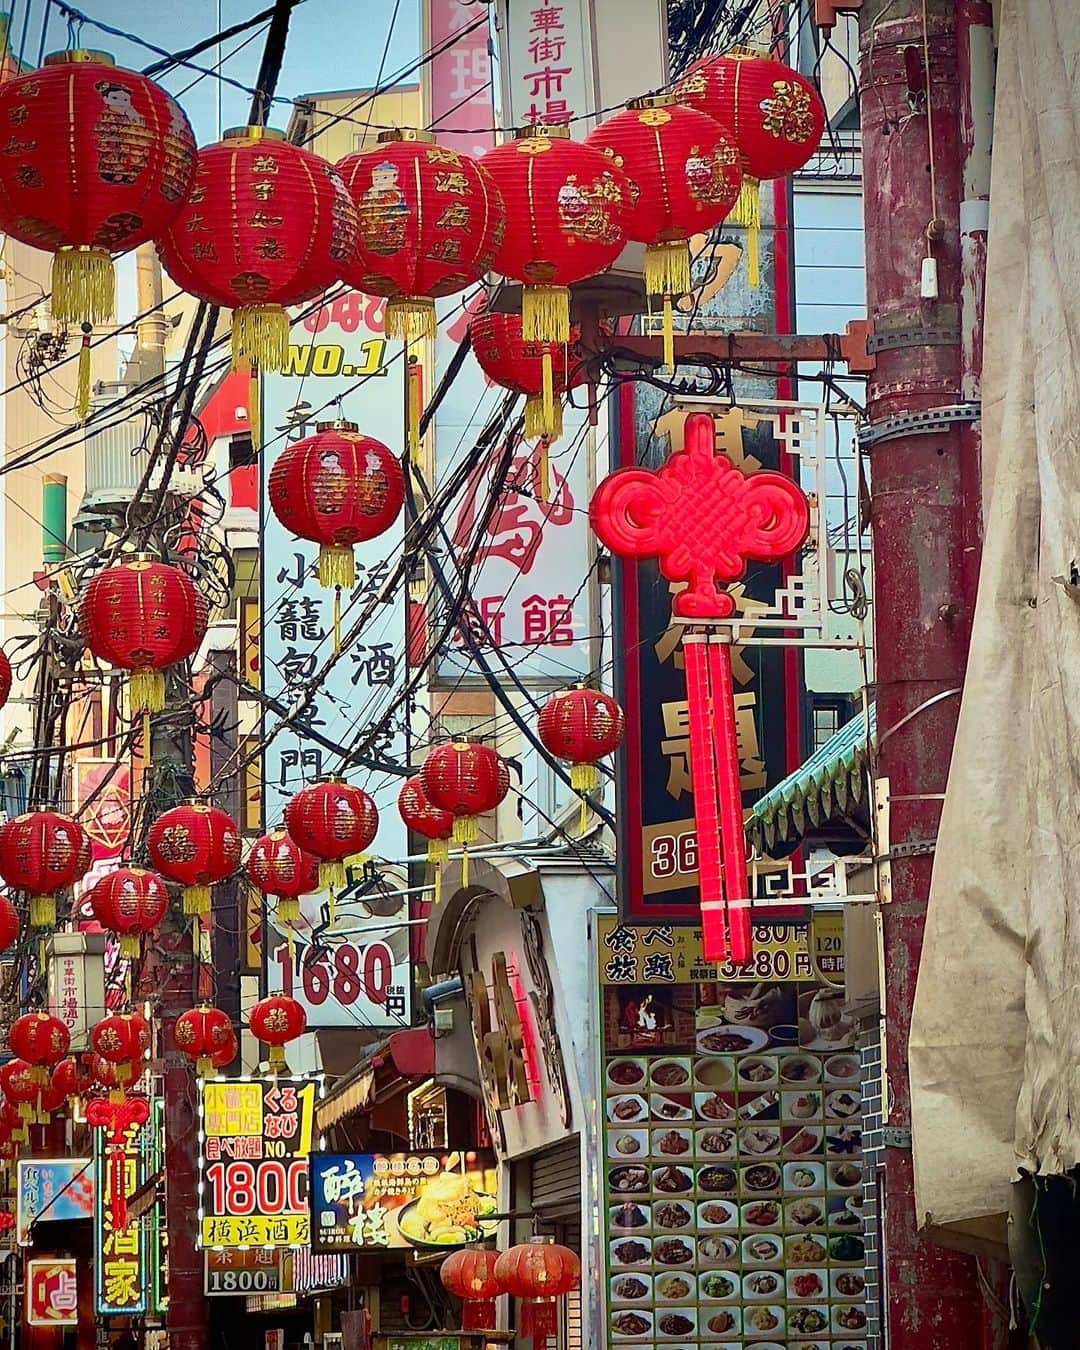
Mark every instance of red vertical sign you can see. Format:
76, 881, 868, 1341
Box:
426, 0, 494, 157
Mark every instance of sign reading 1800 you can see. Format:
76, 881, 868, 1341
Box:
198, 1079, 317, 1248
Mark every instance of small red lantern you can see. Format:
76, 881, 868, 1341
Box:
79, 554, 209, 714
88, 866, 169, 959
51, 1054, 96, 1108
586, 95, 742, 364
675, 49, 825, 284
469, 310, 585, 443
157, 127, 357, 373
90, 1012, 151, 1088
0, 895, 18, 953
0, 1059, 37, 1127
88, 1054, 125, 1097
249, 994, 306, 1074
147, 801, 241, 916
247, 830, 319, 928
210, 1026, 238, 1071
267, 422, 404, 591
0, 810, 89, 928
495, 1238, 580, 1348
0, 649, 11, 711
8, 1012, 70, 1085
420, 742, 509, 885
284, 779, 378, 893
440, 1248, 503, 1331
538, 688, 624, 831
398, 776, 454, 905
337, 129, 504, 341
174, 1005, 234, 1076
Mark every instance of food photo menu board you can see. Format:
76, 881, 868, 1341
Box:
597, 915, 869, 1350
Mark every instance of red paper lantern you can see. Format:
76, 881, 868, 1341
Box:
586, 95, 741, 362
210, 1025, 238, 1071
337, 129, 505, 341
249, 994, 306, 1074
88, 1054, 124, 1096
52, 1054, 96, 1104
174, 1005, 234, 1076
267, 422, 404, 591
420, 742, 509, 885
479, 127, 632, 346
0, 895, 18, 953
247, 830, 320, 927
90, 1012, 151, 1087
147, 801, 241, 916
495, 1239, 580, 1348
284, 780, 378, 892
157, 126, 357, 372
88, 866, 169, 959
79, 554, 209, 714
8, 1013, 70, 1087
0, 649, 11, 711
0, 51, 195, 329
398, 775, 454, 904
469, 309, 585, 442
0, 811, 89, 929
539, 687, 624, 831
440, 1248, 503, 1331
0, 1099, 23, 1145
675, 50, 825, 283
0, 1059, 38, 1126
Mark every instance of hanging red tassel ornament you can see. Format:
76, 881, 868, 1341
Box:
87, 866, 169, 959
337, 129, 505, 342
469, 309, 585, 443
284, 779, 379, 894
247, 830, 319, 930
0, 810, 89, 928
267, 422, 404, 592
420, 742, 510, 887
538, 687, 625, 832
440, 1248, 503, 1331
147, 801, 241, 917
675, 49, 825, 286
495, 1239, 580, 1349
174, 1005, 234, 1076
157, 127, 357, 373
249, 994, 306, 1075
78, 554, 208, 716
86, 1094, 149, 1231
398, 776, 454, 905
90, 1013, 151, 1096
0, 51, 195, 327
0, 894, 19, 954
586, 95, 742, 366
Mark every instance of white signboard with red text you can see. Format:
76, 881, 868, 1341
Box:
495, 0, 595, 129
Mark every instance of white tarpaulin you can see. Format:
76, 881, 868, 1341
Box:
909, 0, 1080, 1227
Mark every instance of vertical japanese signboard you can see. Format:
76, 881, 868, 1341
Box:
260, 295, 412, 1029
17, 1159, 93, 1245
423, 0, 493, 158
495, 0, 594, 128
26, 1258, 78, 1327
95, 1106, 154, 1315
595, 914, 867, 1348
198, 1077, 317, 1248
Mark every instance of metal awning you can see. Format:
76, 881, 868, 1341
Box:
315, 1028, 434, 1133
748, 703, 875, 857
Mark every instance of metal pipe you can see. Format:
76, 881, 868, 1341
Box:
41, 473, 67, 565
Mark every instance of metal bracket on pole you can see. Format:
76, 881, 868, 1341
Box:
875, 838, 937, 862
883, 1126, 912, 1149
858, 403, 981, 450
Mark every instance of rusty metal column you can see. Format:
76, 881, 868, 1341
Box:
859, 0, 992, 1344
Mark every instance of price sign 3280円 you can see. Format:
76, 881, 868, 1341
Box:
198, 1078, 318, 1248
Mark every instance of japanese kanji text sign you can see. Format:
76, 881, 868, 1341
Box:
26, 1258, 78, 1327
94, 1104, 154, 1314
17, 1158, 93, 1246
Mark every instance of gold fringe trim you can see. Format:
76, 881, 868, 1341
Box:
522, 284, 570, 344
197, 1054, 212, 1076
663, 295, 674, 371
433, 868, 441, 905
319, 860, 346, 892
570, 763, 600, 793
129, 668, 165, 715
452, 816, 478, 847
248, 365, 261, 451
277, 897, 300, 925
268, 1045, 288, 1075
537, 439, 550, 505
319, 545, 355, 591
461, 845, 469, 888
644, 239, 691, 299
333, 587, 341, 655
29, 895, 55, 929
386, 298, 436, 342
232, 304, 289, 373
119, 934, 140, 960
732, 177, 761, 289
52, 247, 114, 325
182, 884, 211, 917
524, 393, 563, 442
428, 838, 450, 866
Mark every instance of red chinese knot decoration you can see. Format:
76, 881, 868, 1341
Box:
398, 775, 454, 904
86, 1093, 149, 1230
494, 1239, 580, 1349
439, 1247, 503, 1331
337, 130, 505, 341
79, 554, 208, 714
538, 687, 624, 831
0, 810, 89, 928
88, 866, 169, 959
267, 421, 404, 591
147, 801, 241, 916
469, 309, 584, 443
157, 127, 357, 372
174, 1005, 233, 1076
247, 830, 319, 928
249, 994, 306, 1074
284, 779, 379, 893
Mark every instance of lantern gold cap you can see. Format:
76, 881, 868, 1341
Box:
316, 420, 359, 434
629, 93, 678, 110
514, 124, 571, 141
45, 50, 114, 67
378, 128, 436, 145
223, 126, 287, 144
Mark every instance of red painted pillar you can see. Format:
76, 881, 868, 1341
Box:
859, 0, 994, 1343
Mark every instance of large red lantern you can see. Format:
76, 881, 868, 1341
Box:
267, 422, 404, 591
90, 1012, 150, 1088
8, 1012, 70, 1085
79, 554, 208, 714
586, 95, 742, 364
88, 866, 169, 958
0, 810, 89, 928
495, 1239, 580, 1348
174, 1005, 234, 1076
420, 742, 509, 885
147, 801, 241, 916
247, 830, 319, 927
398, 775, 454, 905
538, 688, 624, 831
0, 52, 194, 332
337, 129, 505, 341
157, 127, 357, 373
440, 1248, 503, 1331
285, 779, 378, 892
0, 895, 18, 953
469, 310, 585, 443
249, 994, 306, 1074
675, 49, 825, 284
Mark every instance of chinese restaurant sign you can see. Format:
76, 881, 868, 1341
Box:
616, 403, 791, 922
198, 1078, 317, 1247
595, 914, 867, 1348
17, 1158, 93, 1245
205, 1247, 283, 1297
260, 294, 411, 1029
95, 1100, 156, 1315
309, 1151, 498, 1253
26, 1258, 78, 1327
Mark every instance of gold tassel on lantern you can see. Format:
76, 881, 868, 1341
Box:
76, 324, 93, 421
129, 668, 166, 715
182, 885, 211, 917
386, 297, 436, 342
319, 860, 346, 893
118, 935, 140, 961
522, 284, 570, 344
536, 438, 551, 505
29, 895, 55, 930
571, 762, 600, 835
232, 304, 289, 372
732, 176, 761, 288
268, 1045, 288, 1075
453, 816, 477, 888
407, 354, 423, 464
52, 246, 114, 326
644, 241, 691, 371
277, 897, 300, 926
524, 393, 563, 442
319, 545, 356, 592
249, 362, 261, 451
428, 838, 449, 906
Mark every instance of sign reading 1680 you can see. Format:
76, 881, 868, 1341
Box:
285, 293, 388, 378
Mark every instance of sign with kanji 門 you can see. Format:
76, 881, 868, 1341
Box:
26, 1258, 78, 1327
198, 1078, 317, 1248
94, 1101, 157, 1315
